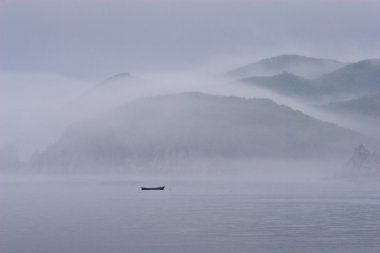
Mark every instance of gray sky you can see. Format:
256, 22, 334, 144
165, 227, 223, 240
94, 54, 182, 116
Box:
1, 0, 379, 80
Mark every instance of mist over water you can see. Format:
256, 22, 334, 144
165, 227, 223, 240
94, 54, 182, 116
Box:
1, 69, 377, 162
2, 1, 380, 252
2, 60, 379, 253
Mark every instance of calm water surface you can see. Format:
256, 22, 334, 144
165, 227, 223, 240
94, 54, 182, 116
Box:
1, 178, 380, 253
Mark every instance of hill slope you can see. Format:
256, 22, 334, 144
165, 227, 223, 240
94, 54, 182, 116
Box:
240, 72, 321, 101
229, 54, 346, 79
322, 93, 380, 118
30, 93, 376, 172
320, 93, 380, 137
316, 59, 380, 97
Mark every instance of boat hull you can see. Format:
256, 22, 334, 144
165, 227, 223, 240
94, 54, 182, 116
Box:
141, 186, 165, 191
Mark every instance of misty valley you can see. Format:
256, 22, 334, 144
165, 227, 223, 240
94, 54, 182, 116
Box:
2, 54, 380, 178
1, 54, 380, 253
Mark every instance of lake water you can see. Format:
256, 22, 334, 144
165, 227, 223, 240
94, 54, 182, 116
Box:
1, 178, 380, 253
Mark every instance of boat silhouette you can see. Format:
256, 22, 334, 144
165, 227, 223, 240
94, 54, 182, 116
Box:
141, 186, 165, 191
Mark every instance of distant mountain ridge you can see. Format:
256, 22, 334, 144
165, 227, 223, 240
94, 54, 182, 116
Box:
322, 93, 380, 118
237, 56, 380, 102
99, 72, 132, 86
315, 59, 380, 96
61, 71, 143, 123
29, 92, 376, 172
240, 72, 320, 101
319, 93, 380, 138
229, 54, 347, 79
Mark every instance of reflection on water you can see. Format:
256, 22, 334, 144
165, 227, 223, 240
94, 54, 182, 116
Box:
1, 179, 380, 253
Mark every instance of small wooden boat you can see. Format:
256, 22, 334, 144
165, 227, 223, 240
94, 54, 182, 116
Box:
141, 186, 165, 191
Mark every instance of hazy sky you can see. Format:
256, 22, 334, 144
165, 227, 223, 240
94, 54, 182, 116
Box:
1, 0, 379, 80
